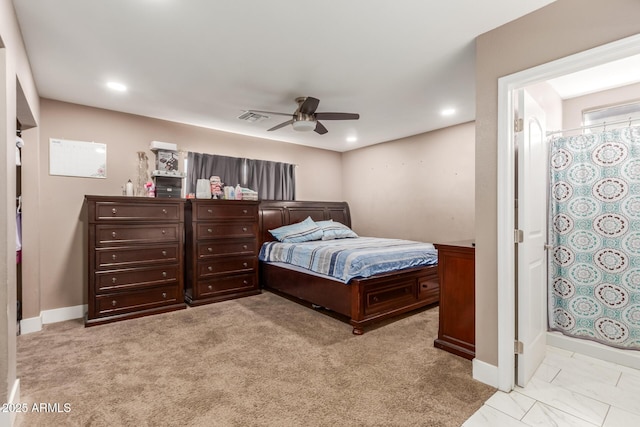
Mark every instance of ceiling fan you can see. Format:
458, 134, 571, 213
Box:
249, 96, 359, 134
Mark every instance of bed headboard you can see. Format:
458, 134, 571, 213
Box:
258, 200, 351, 247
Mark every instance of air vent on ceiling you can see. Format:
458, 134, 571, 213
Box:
238, 111, 269, 123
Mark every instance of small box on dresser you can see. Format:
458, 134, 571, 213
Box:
184, 199, 261, 305
85, 195, 187, 326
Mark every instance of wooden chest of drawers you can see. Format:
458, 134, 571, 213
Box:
184, 200, 260, 305
433, 241, 475, 360
85, 196, 186, 326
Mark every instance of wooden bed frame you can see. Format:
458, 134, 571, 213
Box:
258, 200, 439, 334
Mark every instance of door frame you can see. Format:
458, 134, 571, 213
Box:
495, 33, 640, 392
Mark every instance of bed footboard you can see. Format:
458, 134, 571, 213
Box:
260, 262, 439, 334
349, 265, 439, 334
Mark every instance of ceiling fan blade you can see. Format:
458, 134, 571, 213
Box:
314, 121, 328, 135
268, 119, 294, 131
314, 112, 360, 120
300, 97, 320, 115
248, 110, 293, 117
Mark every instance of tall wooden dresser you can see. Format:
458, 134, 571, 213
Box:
184, 199, 261, 305
433, 240, 475, 360
85, 196, 186, 326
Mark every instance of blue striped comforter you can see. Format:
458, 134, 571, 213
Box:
259, 237, 438, 283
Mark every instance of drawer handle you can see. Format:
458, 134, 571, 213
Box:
242, 209, 247, 214
207, 209, 213, 214
242, 227, 248, 232
112, 277, 117, 284
242, 245, 248, 250
207, 228, 213, 233
373, 296, 379, 302
162, 271, 167, 278
112, 231, 117, 238
162, 209, 167, 214
208, 285, 213, 290
161, 229, 166, 235
162, 250, 167, 256
112, 208, 117, 214
207, 247, 213, 252
243, 280, 248, 285
162, 292, 167, 299
111, 300, 117, 306
242, 262, 248, 268
208, 266, 213, 271
112, 254, 117, 260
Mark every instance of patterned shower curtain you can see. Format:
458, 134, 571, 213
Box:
549, 127, 640, 350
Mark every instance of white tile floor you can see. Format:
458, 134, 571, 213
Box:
463, 346, 640, 427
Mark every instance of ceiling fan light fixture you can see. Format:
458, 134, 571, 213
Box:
292, 120, 317, 132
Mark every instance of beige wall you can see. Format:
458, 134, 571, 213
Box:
343, 122, 475, 243
31, 99, 343, 314
475, 0, 640, 366
33, 102, 475, 316
0, 0, 40, 409
562, 82, 640, 132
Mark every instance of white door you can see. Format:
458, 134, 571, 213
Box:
516, 89, 548, 387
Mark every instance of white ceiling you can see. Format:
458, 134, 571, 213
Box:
547, 54, 640, 99
13, 0, 557, 152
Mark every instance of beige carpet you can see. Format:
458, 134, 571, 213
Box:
16, 291, 495, 426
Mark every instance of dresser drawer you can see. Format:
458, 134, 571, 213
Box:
196, 274, 256, 297
195, 222, 256, 240
197, 256, 256, 277
194, 203, 258, 221
94, 202, 181, 221
96, 244, 179, 269
95, 285, 181, 317
95, 224, 180, 246
419, 276, 439, 301
363, 280, 417, 316
95, 265, 179, 293
196, 239, 255, 259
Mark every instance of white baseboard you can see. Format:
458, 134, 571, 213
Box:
20, 305, 86, 335
0, 379, 20, 426
472, 358, 499, 388
41, 304, 86, 324
19, 315, 42, 334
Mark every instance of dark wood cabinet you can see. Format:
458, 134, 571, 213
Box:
184, 200, 260, 305
85, 196, 186, 326
434, 241, 475, 360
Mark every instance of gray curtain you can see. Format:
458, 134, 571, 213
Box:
246, 159, 295, 200
187, 152, 295, 200
186, 152, 243, 194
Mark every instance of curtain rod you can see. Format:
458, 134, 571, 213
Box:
546, 116, 640, 137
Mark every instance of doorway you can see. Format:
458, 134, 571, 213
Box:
496, 33, 640, 392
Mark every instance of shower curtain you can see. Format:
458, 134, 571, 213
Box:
549, 126, 640, 350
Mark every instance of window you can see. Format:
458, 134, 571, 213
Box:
583, 100, 640, 133
186, 152, 295, 200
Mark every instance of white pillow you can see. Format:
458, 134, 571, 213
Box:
269, 217, 324, 243
316, 220, 359, 240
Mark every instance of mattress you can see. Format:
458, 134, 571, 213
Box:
259, 237, 438, 283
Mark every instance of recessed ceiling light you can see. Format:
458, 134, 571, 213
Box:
107, 81, 127, 92
346, 136, 357, 143
441, 108, 456, 116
